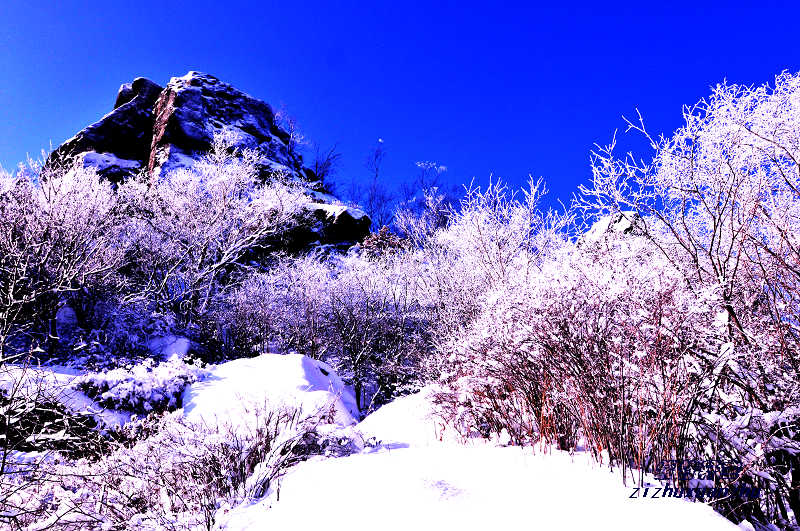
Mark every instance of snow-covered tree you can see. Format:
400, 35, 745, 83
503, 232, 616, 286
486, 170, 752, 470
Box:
120, 132, 306, 324
0, 162, 126, 361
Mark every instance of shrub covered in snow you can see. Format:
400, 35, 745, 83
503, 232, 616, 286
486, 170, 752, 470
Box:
75, 358, 208, 415
438, 71, 800, 529
1, 407, 314, 530
359, 225, 408, 258
0, 161, 127, 363
219, 253, 431, 413
0, 361, 112, 466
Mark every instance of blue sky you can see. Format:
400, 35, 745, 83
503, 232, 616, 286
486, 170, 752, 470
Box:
2, 1, 799, 205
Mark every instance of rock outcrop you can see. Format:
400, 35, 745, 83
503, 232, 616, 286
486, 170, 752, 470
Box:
273, 201, 373, 254
48, 77, 163, 182
45, 71, 370, 247
148, 72, 301, 180
581, 211, 646, 244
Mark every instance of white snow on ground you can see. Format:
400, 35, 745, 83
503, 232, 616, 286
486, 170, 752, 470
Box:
181, 353, 359, 434
356, 386, 461, 447
216, 388, 738, 531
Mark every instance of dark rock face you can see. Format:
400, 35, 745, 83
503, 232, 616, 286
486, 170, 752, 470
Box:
259, 202, 371, 255
45, 71, 371, 247
114, 77, 161, 109
148, 72, 302, 180
306, 203, 372, 244
47, 77, 163, 182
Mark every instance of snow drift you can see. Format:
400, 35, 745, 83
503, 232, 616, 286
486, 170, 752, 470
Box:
182, 353, 359, 434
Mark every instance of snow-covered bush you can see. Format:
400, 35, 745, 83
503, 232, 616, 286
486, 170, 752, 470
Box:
439, 232, 717, 453
360, 225, 408, 258
577, 70, 800, 528
217, 178, 570, 414
61, 300, 175, 370
218, 255, 330, 359
409, 178, 571, 369
220, 252, 430, 413
323, 252, 429, 411
394, 185, 453, 245
1, 407, 313, 530
75, 358, 208, 415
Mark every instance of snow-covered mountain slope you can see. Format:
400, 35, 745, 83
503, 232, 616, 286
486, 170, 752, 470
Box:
215, 389, 738, 531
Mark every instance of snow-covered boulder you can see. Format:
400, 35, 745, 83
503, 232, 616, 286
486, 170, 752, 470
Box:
356, 386, 457, 447
181, 354, 358, 435
304, 202, 371, 244
73, 151, 142, 181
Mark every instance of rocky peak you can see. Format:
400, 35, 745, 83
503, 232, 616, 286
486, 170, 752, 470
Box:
45, 71, 371, 247
581, 211, 646, 245
114, 77, 163, 110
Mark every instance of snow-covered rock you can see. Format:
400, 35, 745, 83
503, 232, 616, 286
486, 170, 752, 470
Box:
148, 71, 299, 180
304, 202, 371, 244
181, 353, 358, 435
77, 151, 141, 176
583, 210, 645, 243
356, 386, 458, 447
45, 71, 371, 249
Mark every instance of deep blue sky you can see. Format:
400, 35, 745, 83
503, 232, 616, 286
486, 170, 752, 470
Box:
1, 2, 799, 205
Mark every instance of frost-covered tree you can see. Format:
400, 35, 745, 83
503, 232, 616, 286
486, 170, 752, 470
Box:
407, 178, 570, 345
120, 132, 306, 324
0, 162, 126, 361
580, 72, 800, 527
581, 72, 800, 352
